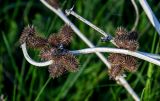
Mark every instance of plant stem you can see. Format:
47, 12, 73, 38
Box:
131, 0, 139, 31
21, 42, 160, 67
35, 77, 52, 101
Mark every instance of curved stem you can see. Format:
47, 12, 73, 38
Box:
131, 0, 139, 31
21, 43, 53, 67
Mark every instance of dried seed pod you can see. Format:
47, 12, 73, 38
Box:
114, 37, 139, 51
40, 48, 54, 60
20, 25, 48, 49
40, 47, 63, 60
109, 65, 124, 79
48, 34, 60, 47
58, 24, 73, 46
108, 53, 125, 64
48, 24, 73, 47
124, 40, 139, 51
48, 63, 66, 78
20, 25, 35, 44
115, 27, 128, 35
48, 52, 78, 78
46, 0, 60, 9
40, 47, 79, 72
114, 37, 126, 49
26, 36, 48, 48
122, 55, 138, 72
128, 31, 138, 40
114, 34, 129, 49
61, 53, 79, 72
114, 34, 128, 41
107, 27, 140, 80
114, 27, 139, 51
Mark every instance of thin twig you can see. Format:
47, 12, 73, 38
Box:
131, 0, 139, 31
39, 0, 140, 100
65, 9, 111, 37
138, 0, 160, 36
65, 9, 123, 46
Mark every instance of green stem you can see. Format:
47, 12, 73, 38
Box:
35, 77, 51, 101
143, 32, 157, 101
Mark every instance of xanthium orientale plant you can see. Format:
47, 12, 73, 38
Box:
20, 0, 160, 100
20, 0, 160, 85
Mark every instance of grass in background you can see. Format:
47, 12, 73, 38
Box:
0, 0, 160, 101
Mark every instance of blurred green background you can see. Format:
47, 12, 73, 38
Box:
0, 0, 160, 101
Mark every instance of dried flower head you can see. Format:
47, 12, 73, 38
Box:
40, 48, 79, 73
58, 24, 73, 46
108, 54, 138, 74
114, 38, 139, 51
46, 0, 60, 9
20, 24, 78, 79
108, 53, 125, 64
128, 31, 138, 40
114, 27, 139, 51
48, 24, 73, 47
40, 48, 57, 60
109, 64, 124, 79
48, 63, 66, 78
61, 53, 79, 72
41, 24, 78, 78
20, 25, 48, 49
115, 27, 128, 35
125, 40, 139, 51
20, 25, 35, 44
27, 36, 48, 49
107, 27, 139, 79
42, 50, 79, 77
48, 34, 61, 47
122, 55, 138, 72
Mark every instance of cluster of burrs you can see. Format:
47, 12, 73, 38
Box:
19, 24, 79, 78
108, 27, 139, 79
